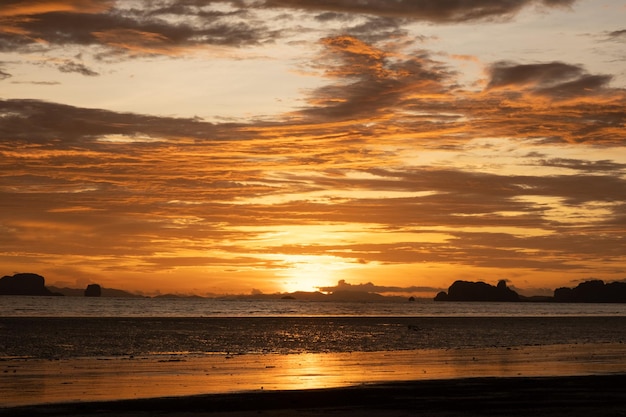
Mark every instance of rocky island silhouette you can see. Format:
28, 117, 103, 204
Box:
1, 272, 626, 302
434, 279, 626, 303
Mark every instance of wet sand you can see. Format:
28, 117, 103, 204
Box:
2, 342, 626, 415
3, 374, 626, 417
5, 316, 626, 359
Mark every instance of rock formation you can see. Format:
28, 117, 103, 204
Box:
84, 284, 102, 297
434, 280, 520, 302
0, 273, 55, 296
554, 280, 626, 303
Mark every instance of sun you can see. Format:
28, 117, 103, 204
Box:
278, 254, 347, 293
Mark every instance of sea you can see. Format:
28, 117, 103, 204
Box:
2, 297, 626, 360
3, 295, 626, 318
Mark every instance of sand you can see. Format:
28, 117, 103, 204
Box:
2, 342, 626, 416
3, 375, 626, 417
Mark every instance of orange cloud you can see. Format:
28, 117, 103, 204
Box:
449, 53, 481, 63
2, 10, 626, 294
0, 0, 113, 17
92, 29, 189, 56
0, 1, 278, 57
264, 0, 576, 23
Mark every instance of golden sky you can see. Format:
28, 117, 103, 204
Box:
1, 0, 625, 296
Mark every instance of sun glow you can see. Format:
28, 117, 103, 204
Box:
278, 254, 352, 293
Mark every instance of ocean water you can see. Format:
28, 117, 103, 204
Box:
2, 297, 626, 360
2, 295, 626, 318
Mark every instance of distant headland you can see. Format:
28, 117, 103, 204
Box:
434, 279, 626, 303
0, 273, 57, 296
0, 273, 139, 298
2, 272, 626, 303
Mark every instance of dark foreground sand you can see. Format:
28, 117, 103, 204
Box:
3, 343, 626, 416
3, 374, 626, 417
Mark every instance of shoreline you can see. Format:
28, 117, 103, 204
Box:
2, 342, 626, 409
3, 374, 626, 416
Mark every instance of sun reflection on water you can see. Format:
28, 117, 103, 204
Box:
4, 345, 626, 407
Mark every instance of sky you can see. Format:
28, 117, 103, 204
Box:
1, 0, 625, 297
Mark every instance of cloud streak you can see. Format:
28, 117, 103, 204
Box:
265, 0, 576, 22
0, 1, 279, 56
57, 60, 99, 76
0, 0, 577, 58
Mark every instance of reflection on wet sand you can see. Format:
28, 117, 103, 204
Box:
2, 343, 626, 407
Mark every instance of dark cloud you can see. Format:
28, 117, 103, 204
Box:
10, 81, 61, 85
487, 61, 585, 89
0, 99, 245, 146
332, 16, 409, 44
296, 166, 626, 217
536, 74, 613, 99
263, 0, 576, 23
0, 0, 577, 57
0, 67, 10, 80
607, 29, 626, 40
57, 60, 99, 76
537, 158, 626, 172
295, 35, 453, 120
287, 37, 625, 146
0, 2, 279, 55
487, 61, 615, 99
314, 11, 352, 22
447, 60, 625, 144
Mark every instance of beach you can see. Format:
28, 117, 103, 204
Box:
2, 342, 626, 415
3, 374, 626, 416
2, 312, 626, 415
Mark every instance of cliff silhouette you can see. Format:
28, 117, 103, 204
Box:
0, 273, 130, 297
48, 285, 140, 297
0, 273, 56, 296
554, 280, 626, 303
84, 284, 102, 297
434, 280, 520, 302
3, 272, 626, 302
435, 279, 626, 303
